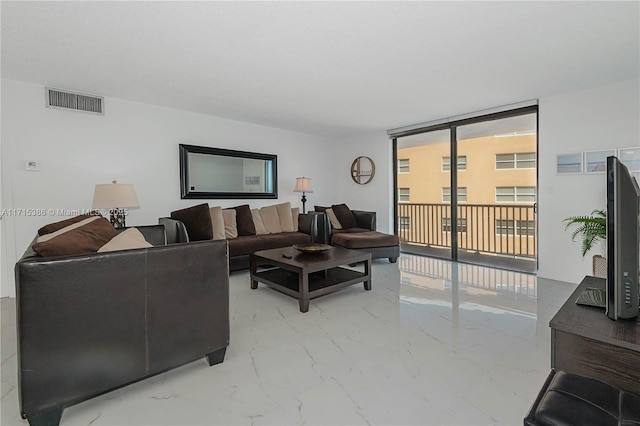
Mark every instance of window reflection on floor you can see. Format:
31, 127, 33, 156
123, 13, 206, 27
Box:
398, 255, 537, 318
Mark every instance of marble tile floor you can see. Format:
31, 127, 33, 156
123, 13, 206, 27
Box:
1, 254, 578, 425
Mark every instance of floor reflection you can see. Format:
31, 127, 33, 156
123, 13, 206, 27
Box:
399, 255, 538, 318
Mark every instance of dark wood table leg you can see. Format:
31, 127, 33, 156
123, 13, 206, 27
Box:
363, 258, 372, 291
250, 255, 258, 289
299, 272, 310, 312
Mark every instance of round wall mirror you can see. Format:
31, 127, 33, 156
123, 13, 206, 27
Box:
350, 156, 376, 185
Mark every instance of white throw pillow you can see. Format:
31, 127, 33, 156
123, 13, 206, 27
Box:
260, 205, 282, 234
251, 209, 269, 235
326, 208, 342, 230
276, 202, 295, 232
222, 209, 238, 239
209, 206, 226, 240
291, 207, 299, 231
98, 228, 153, 252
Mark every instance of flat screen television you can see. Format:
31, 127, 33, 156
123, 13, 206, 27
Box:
606, 155, 640, 320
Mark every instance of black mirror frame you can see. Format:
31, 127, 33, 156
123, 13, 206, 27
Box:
179, 144, 278, 199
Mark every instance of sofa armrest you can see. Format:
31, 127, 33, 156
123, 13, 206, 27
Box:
159, 217, 189, 243
352, 210, 376, 231
298, 213, 319, 242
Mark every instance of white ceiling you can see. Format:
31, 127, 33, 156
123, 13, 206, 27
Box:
2, 1, 638, 138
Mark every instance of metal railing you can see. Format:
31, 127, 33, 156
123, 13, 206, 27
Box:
397, 203, 536, 259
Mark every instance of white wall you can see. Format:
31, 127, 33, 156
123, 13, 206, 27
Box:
333, 80, 640, 285
537, 79, 640, 283
1, 79, 338, 297
332, 132, 394, 234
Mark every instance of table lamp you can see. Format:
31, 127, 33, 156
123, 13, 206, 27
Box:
294, 177, 313, 214
92, 180, 139, 228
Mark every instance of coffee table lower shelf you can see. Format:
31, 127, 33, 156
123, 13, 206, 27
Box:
251, 266, 370, 312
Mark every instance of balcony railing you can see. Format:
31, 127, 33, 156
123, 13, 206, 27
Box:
397, 203, 536, 259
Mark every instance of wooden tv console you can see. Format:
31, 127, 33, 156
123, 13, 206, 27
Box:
549, 275, 640, 394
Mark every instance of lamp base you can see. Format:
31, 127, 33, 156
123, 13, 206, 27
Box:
301, 194, 307, 214
109, 208, 126, 228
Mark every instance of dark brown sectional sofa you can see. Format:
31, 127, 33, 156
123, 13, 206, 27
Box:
160, 208, 319, 271
315, 205, 400, 263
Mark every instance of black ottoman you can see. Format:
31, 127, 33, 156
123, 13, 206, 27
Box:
525, 370, 640, 426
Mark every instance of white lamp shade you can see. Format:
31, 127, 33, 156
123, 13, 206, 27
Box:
92, 182, 140, 209
294, 177, 313, 193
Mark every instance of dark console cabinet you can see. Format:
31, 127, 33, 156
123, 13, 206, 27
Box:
550, 275, 640, 394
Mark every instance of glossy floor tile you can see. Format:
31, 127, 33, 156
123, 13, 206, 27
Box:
1, 255, 578, 425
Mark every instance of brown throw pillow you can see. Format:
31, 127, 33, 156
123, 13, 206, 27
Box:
171, 203, 212, 241
37, 211, 101, 236
314, 206, 329, 213
32, 217, 118, 257
233, 204, 256, 236
331, 203, 357, 229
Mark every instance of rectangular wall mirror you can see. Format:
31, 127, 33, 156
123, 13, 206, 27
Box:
180, 144, 278, 199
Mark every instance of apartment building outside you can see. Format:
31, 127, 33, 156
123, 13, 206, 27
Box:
397, 133, 537, 264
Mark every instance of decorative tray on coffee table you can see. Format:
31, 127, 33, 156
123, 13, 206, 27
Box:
292, 243, 332, 253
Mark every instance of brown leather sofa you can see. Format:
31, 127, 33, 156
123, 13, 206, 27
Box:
15, 225, 229, 426
316, 210, 400, 262
161, 213, 319, 271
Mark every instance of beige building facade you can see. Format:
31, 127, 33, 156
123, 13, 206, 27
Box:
397, 134, 537, 258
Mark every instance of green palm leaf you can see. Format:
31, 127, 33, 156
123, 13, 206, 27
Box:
563, 209, 606, 256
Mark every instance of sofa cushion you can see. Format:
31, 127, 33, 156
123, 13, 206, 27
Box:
227, 232, 311, 257
222, 209, 238, 239
36, 216, 101, 243
331, 231, 399, 249
32, 217, 118, 257
326, 208, 342, 230
260, 205, 282, 234
171, 203, 212, 241
209, 206, 226, 240
37, 211, 101, 236
233, 204, 256, 236
251, 209, 269, 235
98, 228, 153, 252
314, 206, 329, 213
331, 203, 357, 229
276, 202, 295, 232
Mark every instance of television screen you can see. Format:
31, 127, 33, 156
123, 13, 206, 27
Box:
606, 156, 640, 320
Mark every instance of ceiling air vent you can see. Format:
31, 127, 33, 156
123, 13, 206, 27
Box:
46, 87, 104, 115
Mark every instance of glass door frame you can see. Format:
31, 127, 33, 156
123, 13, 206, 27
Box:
392, 105, 539, 267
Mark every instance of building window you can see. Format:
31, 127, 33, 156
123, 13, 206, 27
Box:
442, 218, 468, 233
442, 156, 467, 171
496, 220, 536, 236
398, 159, 410, 173
495, 186, 536, 203
496, 153, 536, 169
399, 216, 411, 231
398, 188, 410, 203
442, 187, 467, 203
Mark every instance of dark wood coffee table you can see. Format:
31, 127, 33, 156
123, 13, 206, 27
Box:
250, 246, 371, 312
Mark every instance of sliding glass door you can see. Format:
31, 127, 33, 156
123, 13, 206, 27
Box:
394, 107, 538, 273
396, 129, 452, 260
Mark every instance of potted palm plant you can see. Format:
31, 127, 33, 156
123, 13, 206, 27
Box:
563, 209, 607, 256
